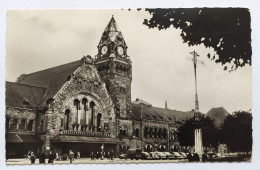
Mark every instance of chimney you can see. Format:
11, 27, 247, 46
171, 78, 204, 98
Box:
136, 98, 139, 101
165, 100, 168, 109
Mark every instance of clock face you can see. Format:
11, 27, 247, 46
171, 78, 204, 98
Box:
101, 46, 108, 55
117, 46, 124, 56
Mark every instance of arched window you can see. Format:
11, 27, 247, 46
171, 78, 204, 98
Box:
149, 127, 153, 138
135, 128, 139, 138
6, 117, 10, 130
20, 119, 26, 131
144, 127, 148, 138
82, 98, 88, 130
163, 129, 167, 139
158, 128, 162, 138
65, 109, 70, 130
74, 99, 80, 126
97, 113, 102, 132
119, 126, 127, 136
90, 101, 95, 128
40, 119, 44, 131
154, 128, 158, 138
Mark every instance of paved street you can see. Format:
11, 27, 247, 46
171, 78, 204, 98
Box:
6, 158, 187, 165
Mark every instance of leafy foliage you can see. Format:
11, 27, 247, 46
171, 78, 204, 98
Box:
177, 116, 219, 148
143, 8, 251, 71
220, 111, 252, 152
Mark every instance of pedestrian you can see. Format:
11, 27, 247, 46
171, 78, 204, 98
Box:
187, 152, 193, 162
30, 152, 36, 164
39, 152, 46, 164
90, 152, 95, 160
193, 153, 200, 162
48, 151, 55, 164
202, 152, 207, 162
96, 152, 99, 160
68, 150, 74, 163
110, 150, 114, 162
77, 152, 80, 159
27, 151, 31, 160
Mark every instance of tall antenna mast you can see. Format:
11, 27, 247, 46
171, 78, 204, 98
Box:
187, 50, 204, 118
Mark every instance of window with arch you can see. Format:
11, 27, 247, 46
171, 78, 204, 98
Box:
97, 113, 102, 132
65, 109, 70, 130
90, 101, 95, 127
82, 98, 88, 127
149, 127, 153, 138
27, 120, 33, 131
144, 127, 148, 138
74, 99, 80, 125
11, 118, 18, 130
154, 128, 158, 138
20, 119, 26, 131
158, 128, 162, 138
40, 119, 44, 131
119, 126, 128, 136
163, 129, 167, 139
6, 117, 10, 130
135, 128, 140, 138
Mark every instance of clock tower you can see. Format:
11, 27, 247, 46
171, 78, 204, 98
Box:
95, 16, 132, 119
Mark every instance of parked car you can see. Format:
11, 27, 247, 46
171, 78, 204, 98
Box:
119, 153, 127, 159
179, 152, 187, 159
155, 152, 167, 160
141, 152, 153, 160
149, 152, 160, 160
171, 152, 185, 159
126, 149, 142, 160
163, 152, 175, 160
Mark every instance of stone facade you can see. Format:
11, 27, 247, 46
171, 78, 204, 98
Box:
5, 16, 184, 158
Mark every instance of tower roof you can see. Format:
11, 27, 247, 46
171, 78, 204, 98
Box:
104, 16, 121, 32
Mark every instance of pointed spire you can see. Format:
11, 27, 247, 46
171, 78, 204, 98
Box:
104, 15, 121, 32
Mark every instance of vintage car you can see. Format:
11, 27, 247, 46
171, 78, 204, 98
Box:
154, 152, 167, 160
126, 149, 142, 160
163, 152, 175, 160
149, 152, 160, 160
141, 152, 153, 160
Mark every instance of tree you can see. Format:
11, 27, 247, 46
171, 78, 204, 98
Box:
220, 111, 252, 152
143, 8, 251, 71
177, 116, 219, 149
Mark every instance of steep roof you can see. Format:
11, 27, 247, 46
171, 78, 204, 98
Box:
104, 16, 121, 32
131, 103, 194, 122
6, 81, 46, 109
206, 107, 229, 126
17, 60, 81, 106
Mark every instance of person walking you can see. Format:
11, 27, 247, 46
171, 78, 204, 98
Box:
68, 150, 74, 163
96, 152, 99, 160
30, 152, 36, 164
187, 152, 193, 162
48, 151, 55, 164
110, 150, 114, 162
202, 152, 207, 162
39, 152, 46, 164
90, 152, 95, 160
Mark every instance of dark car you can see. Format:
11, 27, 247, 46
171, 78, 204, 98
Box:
126, 149, 142, 160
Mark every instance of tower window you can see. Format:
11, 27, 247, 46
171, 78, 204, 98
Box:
27, 120, 34, 131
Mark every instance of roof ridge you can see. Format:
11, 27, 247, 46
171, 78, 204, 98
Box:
20, 60, 80, 77
6, 81, 47, 89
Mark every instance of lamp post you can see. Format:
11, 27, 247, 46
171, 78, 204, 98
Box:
187, 50, 204, 154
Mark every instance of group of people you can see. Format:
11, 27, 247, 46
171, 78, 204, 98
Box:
187, 152, 208, 162
27, 151, 57, 164
90, 151, 115, 161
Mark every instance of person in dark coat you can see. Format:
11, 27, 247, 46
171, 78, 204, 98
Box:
110, 150, 114, 161
96, 152, 100, 160
39, 152, 46, 164
30, 152, 36, 164
90, 152, 95, 160
193, 153, 200, 162
48, 151, 55, 164
187, 152, 193, 162
202, 152, 207, 162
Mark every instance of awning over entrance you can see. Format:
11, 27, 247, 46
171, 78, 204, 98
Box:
6, 133, 42, 143
51, 135, 122, 144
